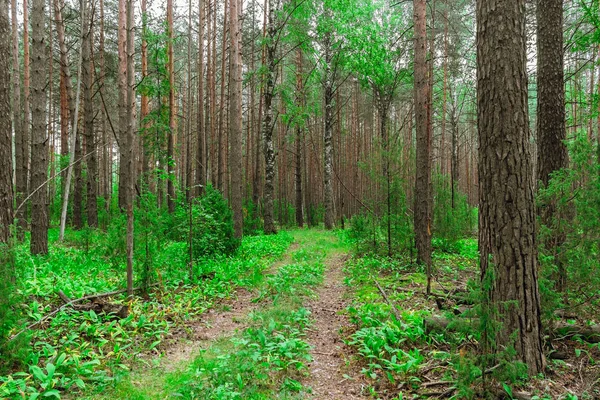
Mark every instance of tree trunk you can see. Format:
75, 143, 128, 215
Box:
323, 28, 334, 231
167, 0, 175, 213
83, 1, 97, 227
196, 0, 205, 197
477, 0, 544, 374
229, 0, 243, 238
30, 0, 48, 254
262, 0, 277, 235
217, 0, 228, 193
125, 0, 135, 296
140, 0, 149, 190
10, 0, 21, 240
18, 0, 30, 238
414, 0, 432, 293
117, 0, 127, 211
536, 0, 567, 292
295, 48, 304, 228
0, 0, 12, 244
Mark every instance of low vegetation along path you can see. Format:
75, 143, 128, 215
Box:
93, 229, 364, 399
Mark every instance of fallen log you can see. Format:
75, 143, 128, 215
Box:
424, 316, 600, 343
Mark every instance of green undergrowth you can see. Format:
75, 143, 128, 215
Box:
0, 228, 293, 399
342, 235, 482, 398
115, 229, 347, 400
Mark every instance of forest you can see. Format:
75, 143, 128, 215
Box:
0, 0, 599, 398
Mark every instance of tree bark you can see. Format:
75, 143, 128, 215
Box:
477, 0, 544, 374
196, 0, 205, 196
536, 0, 567, 292
117, 0, 127, 211
167, 0, 175, 213
229, 0, 243, 237
30, 0, 48, 254
83, 0, 97, 227
262, 0, 277, 234
323, 27, 334, 231
17, 0, 30, 238
414, 0, 432, 293
295, 48, 304, 228
125, 0, 135, 296
10, 0, 20, 240
0, 0, 12, 244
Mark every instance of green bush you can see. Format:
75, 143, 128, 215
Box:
171, 185, 240, 260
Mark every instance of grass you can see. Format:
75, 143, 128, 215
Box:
0, 228, 293, 399
96, 229, 349, 400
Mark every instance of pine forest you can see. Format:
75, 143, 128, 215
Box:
0, 0, 600, 398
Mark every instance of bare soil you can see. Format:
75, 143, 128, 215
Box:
305, 253, 368, 399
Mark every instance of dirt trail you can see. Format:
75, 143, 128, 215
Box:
158, 242, 299, 371
305, 252, 366, 399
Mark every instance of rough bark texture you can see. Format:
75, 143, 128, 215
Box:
0, 0, 12, 243
536, 0, 567, 188
10, 0, 20, 238
477, 0, 545, 374
83, 3, 97, 227
17, 0, 30, 237
413, 0, 432, 291
30, 0, 48, 254
229, 0, 243, 238
323, 29, 334, 231
262, 0, 277, 235
536, 0, 567, 292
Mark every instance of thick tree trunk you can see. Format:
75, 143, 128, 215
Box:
82, 3, 97, 227
536, 0, 567, 292
140, 0, 149, 189
30, 0, 48, 254
229, 0, 243, 237
0, 0, 12, 244
477, 0, 544, 374
414, 0, 432, 293
262, 0, 276, 235
217, 0, 228, 193
323, 30, 334, 231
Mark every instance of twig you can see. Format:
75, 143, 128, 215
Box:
371, 275, 403, 322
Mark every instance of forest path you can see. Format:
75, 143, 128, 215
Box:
87, 229, 366, 399
304, 250, 366, 399
156, 240, 300, 373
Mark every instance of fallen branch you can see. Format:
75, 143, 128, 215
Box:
371, 275, 403, 321
9, 285, 157, 343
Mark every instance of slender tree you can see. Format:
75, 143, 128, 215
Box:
30, 0, 48, 254
0, 0, 11, 244
196, 0, 205, 196
477, 0, 544, 373
83, 0, 98, 227
414, 0, 432, 293
262, 0, 277, 234
167, 0, 175, 212
17, 0, 30, 238
10, 0, 21, 239
229, 0, 243, 237
323, 14, 334, 230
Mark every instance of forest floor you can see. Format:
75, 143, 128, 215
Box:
3, 229, 599, 399
83, 229, 369, 399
